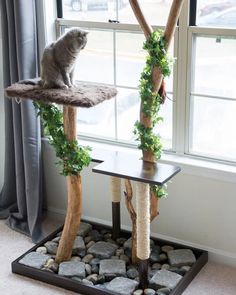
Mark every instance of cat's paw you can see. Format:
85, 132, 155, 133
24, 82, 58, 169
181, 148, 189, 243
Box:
61, 85, 68, 89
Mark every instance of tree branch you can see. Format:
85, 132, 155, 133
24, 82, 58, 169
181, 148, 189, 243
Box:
150, 190, 159, 222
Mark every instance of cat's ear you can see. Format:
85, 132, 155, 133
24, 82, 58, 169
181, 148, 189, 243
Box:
83, 31, 89, 36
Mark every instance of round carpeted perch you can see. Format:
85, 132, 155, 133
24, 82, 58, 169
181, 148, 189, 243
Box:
5, 79, 117, 107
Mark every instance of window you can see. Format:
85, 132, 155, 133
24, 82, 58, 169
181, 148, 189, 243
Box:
188, 0, 236, 162
57, 0, 236, 163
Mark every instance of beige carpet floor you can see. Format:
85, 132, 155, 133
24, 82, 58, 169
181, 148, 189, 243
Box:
0, 219, 236, 295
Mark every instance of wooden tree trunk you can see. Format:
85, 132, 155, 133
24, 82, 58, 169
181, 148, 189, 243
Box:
124, 179, 138, 264
55, 106, 82, 263
129, 0, 185, 289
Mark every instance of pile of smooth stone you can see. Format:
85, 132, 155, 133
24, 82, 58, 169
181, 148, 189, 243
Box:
19, 222, 196, 295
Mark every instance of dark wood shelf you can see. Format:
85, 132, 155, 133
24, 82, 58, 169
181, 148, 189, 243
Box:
92, 153, 181, 186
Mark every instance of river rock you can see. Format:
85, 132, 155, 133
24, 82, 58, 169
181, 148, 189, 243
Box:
86, 274, 98, 284
82, 278, 93, 286
123, 237, 132, 249
133, 290, 143, 295
90, 257, 100, 265
58, 261, 86, 278
149, 269, 182, 290
116, 237, 127, 246
152, 263, 161, 270
77, 222, 92, 237
91, 264, 99, 274
97, 274, 106, 284
70, 256, 81, 262
87, 229, 102, 242
72, 236, 86, 256
161, 245, 174, 253
86, 241, 95, 249
150, 251, 160, 263
144, 288, 155, 295
127, 267, 139, 279
88, 241, 118, 259
44, 241, 58, 255
85, 263, 92, 275
82, 254, 93, 263
36, 246, 47, 254
99, 259, 126, 276
19, 252, 49, 269
51, 236, 61, 243
106, 277, 139, 295
167, 249, 196, 267
120, 254, 130, 264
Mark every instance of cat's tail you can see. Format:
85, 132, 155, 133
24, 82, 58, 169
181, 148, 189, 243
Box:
18, 77, 42, 86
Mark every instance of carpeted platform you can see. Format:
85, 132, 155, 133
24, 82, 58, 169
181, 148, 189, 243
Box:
5, 80, 117, 107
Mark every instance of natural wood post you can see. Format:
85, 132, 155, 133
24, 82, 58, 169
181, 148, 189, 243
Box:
55, 106, 82, 263
124, 179, 138, 264
110, 176, 121, 240
129, 0, 185, 288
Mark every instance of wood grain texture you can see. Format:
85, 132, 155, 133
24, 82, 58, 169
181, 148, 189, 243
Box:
55, 106, 82, 263
124, 179, 138, 264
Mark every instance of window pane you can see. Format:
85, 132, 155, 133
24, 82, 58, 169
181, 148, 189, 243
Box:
116, 88, 139, 142
153, 94, 173, 150
192, 35, 236, 98
74, 29, 114, 84
116, 31, 174, 91
118, 0, 173, 25
62, 0, 173, 25
197, 0, 236, 28
77, 98, 116, 139
62, 0, 117, 22
190, 96, 236, 161
116, 32, 146, 87
117, 88, 173, 150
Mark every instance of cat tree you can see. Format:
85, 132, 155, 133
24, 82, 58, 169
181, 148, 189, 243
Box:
5, 1, 208, 294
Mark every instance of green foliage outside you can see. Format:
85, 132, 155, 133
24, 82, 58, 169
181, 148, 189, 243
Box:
134, 30, 173, 198
34, 102, 91, 176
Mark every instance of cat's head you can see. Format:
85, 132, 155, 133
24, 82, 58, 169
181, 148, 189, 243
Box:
64, 28, 88, 52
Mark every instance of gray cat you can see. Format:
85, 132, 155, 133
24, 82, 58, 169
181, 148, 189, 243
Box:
19, 28, 88, 88
41, 28, 88, 89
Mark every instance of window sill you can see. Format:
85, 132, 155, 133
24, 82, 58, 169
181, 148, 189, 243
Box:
42, 137, 236, 183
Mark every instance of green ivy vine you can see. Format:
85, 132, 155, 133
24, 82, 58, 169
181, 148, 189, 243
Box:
134, 30, 173, 198
34, 101, 91, 176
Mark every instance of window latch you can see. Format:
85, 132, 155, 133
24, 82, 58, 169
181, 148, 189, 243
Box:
108, 19, 120, 23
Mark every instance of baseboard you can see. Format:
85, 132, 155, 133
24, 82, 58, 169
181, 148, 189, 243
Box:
47, 207, 236, 268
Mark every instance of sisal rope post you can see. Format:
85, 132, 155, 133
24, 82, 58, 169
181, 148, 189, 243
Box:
136, 181, 150, 289
110, 176, 121, 240
55, 106, 82, 263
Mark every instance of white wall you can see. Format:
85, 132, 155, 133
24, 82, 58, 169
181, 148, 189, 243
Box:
0, 20, 5, 190
43, 141, 236, 267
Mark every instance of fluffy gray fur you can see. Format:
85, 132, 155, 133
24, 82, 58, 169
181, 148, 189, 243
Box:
40, 28, 88, 89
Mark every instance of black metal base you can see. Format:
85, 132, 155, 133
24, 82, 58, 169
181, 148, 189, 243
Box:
12, 220, 208, 295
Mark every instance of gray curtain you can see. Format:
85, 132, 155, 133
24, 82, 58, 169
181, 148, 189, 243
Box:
0, 0, 43, 242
